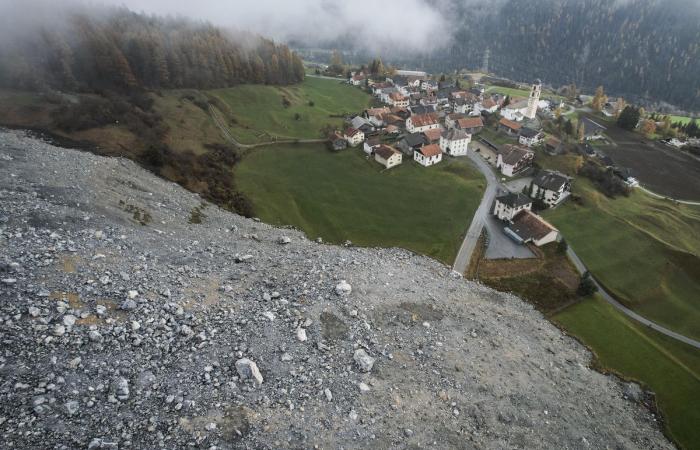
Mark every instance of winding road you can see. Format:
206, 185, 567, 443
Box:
456, 144, 700, 350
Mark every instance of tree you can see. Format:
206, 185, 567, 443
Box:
577, 272, 598, 297
617, 106, 641, 130
577, 121, 585, 143
556, 239, 568, 254
564, 119, 574, 136
590, 86, 607, 111
640, 119, 657, 136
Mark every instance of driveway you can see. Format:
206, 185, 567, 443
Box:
484, 213, 535, 259
503, 176, 533, 195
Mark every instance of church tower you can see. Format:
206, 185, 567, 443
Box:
525, 79, 542, 119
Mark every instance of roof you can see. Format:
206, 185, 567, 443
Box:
366, 107, 391, 116
352, 74, 365, 81
410, 113, 439, 128
509, 210, 558, 241
533, 170, 571, 191
496, 192, 532, 209
365, 137, 382, 147
329, 131, 345, 142
375, 145, 399, 160
351, 116, 371, 129
499, 117, 522, 131
423, 128, 443, 142
344, 127, 362, 137
386, 124, 399, 133
442, 128, 470, 141
410, 105, 436, 115
481, 98, 497, 109
417, 144, 442, 157
457, 117, 484, 129
389, 92, 407, 101
498, 144, 533, 165
447, 113, 467, 121
403, 133, 427, 148
519, 127, 541, 138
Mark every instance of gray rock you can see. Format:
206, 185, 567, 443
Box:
335, 280, 352, 296
353, 349, 375, 372
65, 400, 79, 416
235, 358, 263, 385
113, 377, 130, 401
623, 383, 644, 402
120, 299, 137, 311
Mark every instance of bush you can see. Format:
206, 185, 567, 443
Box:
577, 272, 598, 297
578, 161, 630, 198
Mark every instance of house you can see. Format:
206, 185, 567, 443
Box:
499, 117, 522, 135
344, 127, 364, 147
530, 170, 572, 207
374, 145, 402, 169
496, 144, 534, 176
385, 124, 400, 135
396, 133, 427, 155
493, 192, 532, 221
413, 143, 443, 167
544, 136, 563, 155
580, 117, 607, 140
350, 116, 374, 134
385, 114, 405, 128
363, 137, 382, 155
440, 128, 471, 156
518, 127, 544, 147
422, 128, 443, 145
475, 97, 499, 114
421, 80, 438, 91
328, 132, 347, 151
379, 87, 399, 103
364, 107, 391, 127
409, 104, 436, 116
504, 210, 559, 247
372, 82, 393, 96
406, 113, 440, 133
445, 113, 467, 129
349, 73, 366, 86
456, 117, 484, 134
388, 92, 409, 108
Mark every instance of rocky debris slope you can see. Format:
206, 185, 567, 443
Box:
0, 129, 670, 449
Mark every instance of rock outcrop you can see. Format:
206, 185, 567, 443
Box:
0, 129, 670, 449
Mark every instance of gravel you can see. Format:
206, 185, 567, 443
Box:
0, 128, 671, 449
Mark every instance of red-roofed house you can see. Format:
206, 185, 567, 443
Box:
374, 145, 403, 169
499, 117, 522, 135
413, 144, 443, 167
406, 113, 440, 133
456, 117, 484, 134
344, 127, 364, 147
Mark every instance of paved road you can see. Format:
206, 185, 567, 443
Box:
209, 106, 327, 149
566, 247, 700, 349
452, 151, 498, 274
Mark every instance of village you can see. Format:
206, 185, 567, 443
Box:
328, 70, 614, 251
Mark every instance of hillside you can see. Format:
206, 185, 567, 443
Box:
0, 128, 671, 449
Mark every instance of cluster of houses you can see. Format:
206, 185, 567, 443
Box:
491, 169, 573, 247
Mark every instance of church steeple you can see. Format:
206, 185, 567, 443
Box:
525, 79, 542, 119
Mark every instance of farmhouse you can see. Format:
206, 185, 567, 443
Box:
349, 73, 366, 86
422, 128, 443, 145
456, 117, 484, 134
406, 113, 440, 133
440, 128, 471, 156
531, 170, 572, 207
396, 133, 427, 155
496, 144, 534, 176
364, 107, 391, 127
374, 145, 403, 169
445, 113, 466, 129
363, 137, 382, 155
475, 97, 499, 114
518, 127, 544, 147
499, 117, 522, 135
493, 192, 532, 221
504, 210, 559, 247
344, 127, 364, 147
414, 144, 443, 167
328, 132, 347, 151
544, 136, 563, 155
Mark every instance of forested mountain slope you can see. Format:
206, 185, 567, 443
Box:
0, 7, 305, 92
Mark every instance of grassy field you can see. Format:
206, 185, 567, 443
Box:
669, 115, 696, 125
210, 77, 371, 144
543, 178, 700, 340
235, 144, 485, 264
485, 85, 532, 98
555, 296, 700, 449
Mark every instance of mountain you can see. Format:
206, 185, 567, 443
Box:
0, 128, 670, 449
0, 7, 305, 93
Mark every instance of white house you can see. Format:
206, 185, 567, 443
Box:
406, 113, 440, 133
388, 92, 409, 108
343, 127, 364, 147
530, 170, 572, 207
496, 145, 534, 177
504, 210, 559, 247
440, 128, 471, 156
421, 80, 438, 91
493, 192, 532, 221
349, 73, 366, 86
518, 127, 544, 147
413, 144, 443, 167
374, 145, 402, 169
474, 97, 499, 115
363, 137, 382, 155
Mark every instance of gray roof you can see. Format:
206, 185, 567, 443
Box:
519, 127, 541, 138
533, 170, 571, 191
442, 128, 470, 141
496, 192, 532, 208
403, 132, 427, 148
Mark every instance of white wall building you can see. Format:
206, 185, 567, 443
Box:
440, 128, 471, 156
530, 170, 572, 207
493, 193, 533, 221
374, 145, 402, 169
413, 144, 443, 167
406, 114, 440, 133
343, 128, 364, 147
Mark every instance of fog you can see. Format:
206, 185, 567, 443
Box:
0, 0, 452, 54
